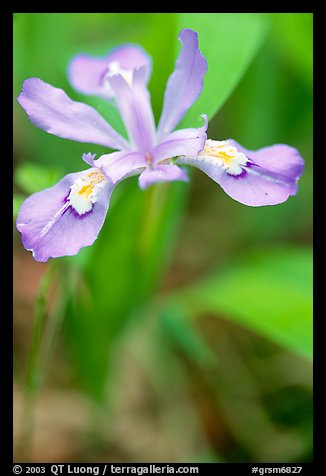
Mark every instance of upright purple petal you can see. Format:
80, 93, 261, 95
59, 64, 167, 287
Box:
138, 165, 189, 190
152, 114, 207, 163
17, 78, 129, 150
157, 29, 207, 138
68, 45, 152, 99
177, 140, 304, 206
107, 66, 156, 152
16, 170, 114, 262
106, 45, 152, 77
68, 55, 114, 99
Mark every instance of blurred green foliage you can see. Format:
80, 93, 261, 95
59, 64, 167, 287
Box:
170, 246, 312, 359
13, 13, 312, 463
14, 162, 61, 195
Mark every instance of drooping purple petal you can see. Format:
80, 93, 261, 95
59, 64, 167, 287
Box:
107, 66, 156, 152
138, 164, 189, 190
176, 141, 304, 206
17, 78, 129, 150
152, 114, 207, 164
228, 140, 305, 182
91, 150, 147, 184
68, 45, 152, 99
157, 29, 207, 138
16, 170, 113, 262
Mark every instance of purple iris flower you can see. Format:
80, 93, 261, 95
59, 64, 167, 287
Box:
16, 29, 304, 262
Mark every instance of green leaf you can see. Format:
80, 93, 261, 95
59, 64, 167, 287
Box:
271, 14, 313, 87
177, 247, 312, 359
177, 13, 268, 127
14, 162, 61, 195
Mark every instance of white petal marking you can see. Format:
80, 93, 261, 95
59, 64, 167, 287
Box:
68, 168, 108, 215
198, 139, 250, 176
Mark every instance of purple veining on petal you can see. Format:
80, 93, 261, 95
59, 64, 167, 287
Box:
68, 203, 96, 219
228, 168, 248, 180
61, 193, 94, 219
245, 162, 300, 188
228, 140, 305, 184
176, 140, 304, 206
16, 171, 113, 262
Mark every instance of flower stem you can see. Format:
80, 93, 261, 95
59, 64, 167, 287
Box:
39, 265, 68, 384
19, 263, 55, 460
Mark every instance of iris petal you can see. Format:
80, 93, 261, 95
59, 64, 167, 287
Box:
138, 164, 189, 190
153, 114, 207, 164
68, 44, 152, 99
17, 78, 129, 150
157, 29, 207, 138
176, 140, 304, 206
107, 66, 156, 152
93, 150, 147, 184
16, 171, 113, 262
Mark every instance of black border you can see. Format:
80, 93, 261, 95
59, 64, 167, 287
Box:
6, 4, 317, 472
